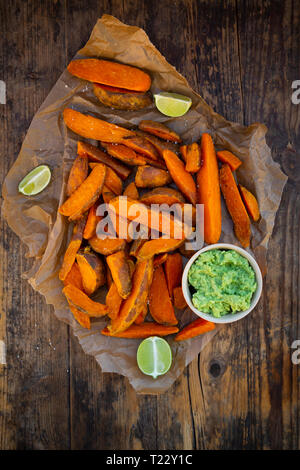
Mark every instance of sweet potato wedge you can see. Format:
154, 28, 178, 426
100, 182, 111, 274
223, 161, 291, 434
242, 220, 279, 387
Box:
83, 202, 102, 240
174, 318, 215, 341
63, 284, 108, 317
185, 142, 201, 173
140, 187, 185, 205
138, 120, 182, 143
173, 287, 187, 310
59, 215, 87, 281
217, 150, 242, 171
106, 250, 132, 299
220, 164, 251, 247
102, 186, 116, 203
136, 130, 179, 158
180, 145, 187, 162
59, 163, 106, 221
63, 108, 135, 143
67, 58, 151, 92
129, 238, 148, 258
164, 252, 183, 299
238, 184, 260, 222
123, 182, 139, 200
108, 258, 153, 334
93, 83, 152, 110
162, 150, 197, 205
102, 323, 179, 338
135, 165, 172, 188
106, 258, 135, 320
197, 133, 222, 244
153, 252, 168, 267
101, 142, 147, 166
63, 262, 84, 291
105, 282, 123, 320
77, 141, 131, 180
121, 135, 159, 161
68, 303, 91, 329
149, 265, 178, 325
108, 196, 187, 239
76, 249, 106, 296
66, 153, 88, 197
88, 236, 127, 256
137, 237, 184, 260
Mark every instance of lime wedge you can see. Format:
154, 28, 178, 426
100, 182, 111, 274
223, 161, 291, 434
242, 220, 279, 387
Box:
18, 165, 51, 196
137, 336, 172, 379
154, 92, 192, 117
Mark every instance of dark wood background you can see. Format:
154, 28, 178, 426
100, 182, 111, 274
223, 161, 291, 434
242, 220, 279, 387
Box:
0, 0, 299, 450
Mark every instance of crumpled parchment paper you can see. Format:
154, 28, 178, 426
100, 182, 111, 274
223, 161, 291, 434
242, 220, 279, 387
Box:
2, 15, 287, 394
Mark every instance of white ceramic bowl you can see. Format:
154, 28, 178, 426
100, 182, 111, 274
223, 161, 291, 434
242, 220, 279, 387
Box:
182, 243, 263, 324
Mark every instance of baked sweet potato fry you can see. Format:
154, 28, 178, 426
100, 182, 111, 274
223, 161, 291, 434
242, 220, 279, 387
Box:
173, 287, 187, 310
179, 145, 187, 162
220, 164, 251, 247
185, 142, 201, 173
59, 163, 106, 221
108, 258, 153, 334
162, 150, 197, 205
238, 184, 260, 222
123, 182, 139, 200
76, 249, 106, 296
63, 262, 84, 291
129, 238, 148, 258
66, 153, 88, 197
138, 120, 182, 143
63, 108, 135, 143
59, 215, 87, 281
174, 318, 215, 341
140, 187, 185, 205
136, 130, 179, 158
102, 186, 116, 203
63, 284, 108, 317
135, 165, 172, 188
83, 202, 102, 240
108, 196, 188, 239
88, 236, 127, 255
93, 83, 152, 110
106, 282, 123, 320
77, 141, 131, 180
153, 252, 168, 267
217, 150, 242, 171
106, 250, 132, 299
197, 133, 222, 244
67, 58, 151, 92
68, 303, 91, 329
137, 237, 184, 260
87, 164, 123, 195
121, 136, 159, 161
149, 265, 178, 325
164, 252, 183, 298
101, 142, 147, 166
102, 323, 179, 338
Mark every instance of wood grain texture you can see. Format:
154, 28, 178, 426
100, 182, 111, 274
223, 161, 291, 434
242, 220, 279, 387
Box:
0, 0, 299, 450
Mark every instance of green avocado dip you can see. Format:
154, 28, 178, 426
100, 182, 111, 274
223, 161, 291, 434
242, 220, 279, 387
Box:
188, 249, 257, 318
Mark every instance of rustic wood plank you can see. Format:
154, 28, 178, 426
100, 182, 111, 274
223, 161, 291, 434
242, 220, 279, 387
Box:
0, 0, 299, 450
0, 0, 71, 450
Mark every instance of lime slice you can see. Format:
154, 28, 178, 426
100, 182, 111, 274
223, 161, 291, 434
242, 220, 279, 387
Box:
154, 92, 192, 117
137, 336, 172, 379
18, 165, 51, 196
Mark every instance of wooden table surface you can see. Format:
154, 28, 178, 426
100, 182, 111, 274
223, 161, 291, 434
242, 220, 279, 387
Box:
0, 0, 299, 450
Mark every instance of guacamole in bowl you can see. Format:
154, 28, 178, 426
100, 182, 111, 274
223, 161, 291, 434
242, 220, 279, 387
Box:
187, 249, 257, 318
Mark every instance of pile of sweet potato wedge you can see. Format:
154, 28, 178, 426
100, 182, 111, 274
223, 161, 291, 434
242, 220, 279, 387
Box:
58, 58, 260, 342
